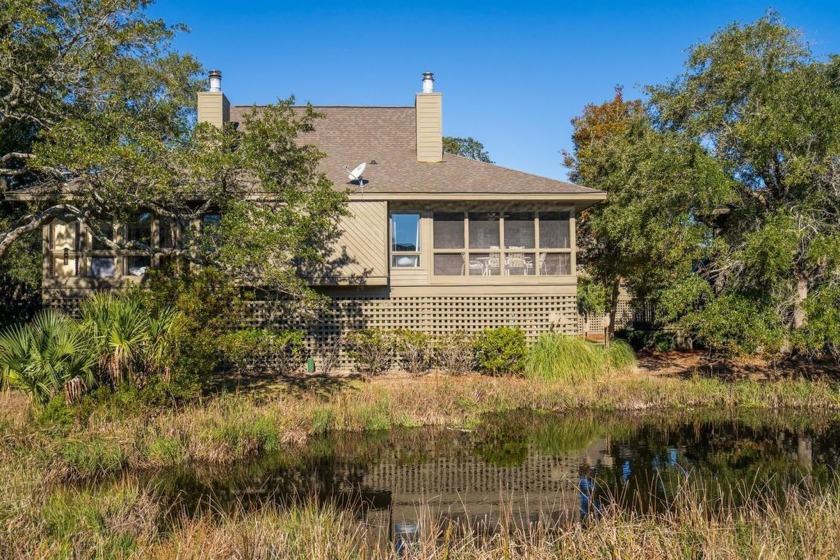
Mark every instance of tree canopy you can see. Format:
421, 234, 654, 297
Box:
443, 136, 493, 163
0, 0, 348, 308
567, 14, 840, 356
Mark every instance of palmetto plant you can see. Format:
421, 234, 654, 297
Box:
0, 310, 95, 407
144, 305, 179, 382
80, 292, 179, 387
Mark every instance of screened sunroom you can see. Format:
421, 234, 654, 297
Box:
389, 206, 575, 285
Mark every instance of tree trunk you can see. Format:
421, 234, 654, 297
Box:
607, 278, 620, 341
793, 277, 808, 329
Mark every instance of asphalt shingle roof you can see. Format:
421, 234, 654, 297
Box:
229, 105, 602, 197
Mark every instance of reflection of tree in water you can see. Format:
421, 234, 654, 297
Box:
588, 419, 840, 518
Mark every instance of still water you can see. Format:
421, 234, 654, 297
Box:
142, 410, 840, 541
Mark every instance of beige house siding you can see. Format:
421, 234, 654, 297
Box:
317, 200, 388, 285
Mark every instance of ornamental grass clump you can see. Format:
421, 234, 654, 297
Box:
605, 339, 638, 371
525, 335, 637, 382
525, 334, 605, 382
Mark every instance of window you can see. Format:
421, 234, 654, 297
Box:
391, 213, 421, 268
202, 213, 221, 228
158, 219, 176, 249
124, 212, 152, 246
91, 220, 115, 250
125, 255, 151, 277
90, 257, 116, 277
432, 210, 572, 277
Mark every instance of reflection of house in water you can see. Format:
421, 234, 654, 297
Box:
323, 438, 612, 550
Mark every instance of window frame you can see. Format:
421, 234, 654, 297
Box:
390, 212, 422, 269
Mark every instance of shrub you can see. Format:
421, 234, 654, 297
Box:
144, 267, 244, 379
0, 310, 96, 407
617, 327, 677, 352
221, 329, 305, 375
525, 334, 605, 382
434, 332, 475, 374
316, 336, 343, 375
473, 326, 527, 375
653, 331, 678, 352
395, 330, 432, 374
347, 328, 393, 375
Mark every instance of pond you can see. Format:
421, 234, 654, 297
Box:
129, 410, 840, 550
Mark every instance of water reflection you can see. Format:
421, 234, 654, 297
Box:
138, 410, 840, 550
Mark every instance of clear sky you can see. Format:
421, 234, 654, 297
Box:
148, 1, 839, 181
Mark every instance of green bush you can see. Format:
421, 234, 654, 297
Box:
525, 334, 605, 382
144, 267, 244, 378
347, 328, 393, 375
80, 292, 180, 388
434, 331, 475, 374
37, 396, 75, 429
395, 330, 432, 374
473, 326, 527, 375
221, 328, 305, 375
616, 327, 677, 352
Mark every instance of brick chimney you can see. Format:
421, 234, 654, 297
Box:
415, 72, 442, 163
197, 70, 230, 128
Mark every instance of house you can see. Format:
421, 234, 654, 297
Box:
36, 71, 607, 367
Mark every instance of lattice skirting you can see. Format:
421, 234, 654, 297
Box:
44, 289, 583, 373
247, 293, 579, 372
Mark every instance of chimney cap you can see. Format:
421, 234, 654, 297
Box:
421, 71, 435, 93
208, 69, 222, 92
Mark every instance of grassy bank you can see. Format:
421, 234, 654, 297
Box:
2, 373, 840, 557
1, 373, 839, 479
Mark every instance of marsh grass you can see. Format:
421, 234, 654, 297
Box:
3, 461, 840, 559
525, 335, 637, 382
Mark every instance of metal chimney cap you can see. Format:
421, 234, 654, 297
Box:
421, 72, 435, 93
208, 70, 222, 92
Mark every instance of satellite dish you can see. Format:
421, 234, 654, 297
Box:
342, 162, 367, 191
344, 162, 366, 182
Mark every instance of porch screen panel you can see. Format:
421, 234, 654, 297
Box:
434, 254, 464, 276
433, 213, 464, 249
469, 213, 500, 249
504, 212, 535, 249
542, 253, 571, 276
539, 212, 570, 249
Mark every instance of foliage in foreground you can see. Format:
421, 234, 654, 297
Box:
2, 450, 840, 559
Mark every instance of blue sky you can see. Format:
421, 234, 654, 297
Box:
149, 1, 839, 181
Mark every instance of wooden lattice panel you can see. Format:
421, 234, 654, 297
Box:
250, 293, 579, 372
